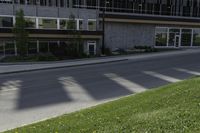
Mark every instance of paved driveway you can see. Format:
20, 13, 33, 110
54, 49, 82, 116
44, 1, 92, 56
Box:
1, 51, 200, 132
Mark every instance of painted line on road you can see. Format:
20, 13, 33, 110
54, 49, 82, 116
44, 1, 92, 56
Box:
143, 71, 181, 83
175, 68, 200, 76
59, 77, 95, 101
0, 80, 22, 93
104, 73, 146, 93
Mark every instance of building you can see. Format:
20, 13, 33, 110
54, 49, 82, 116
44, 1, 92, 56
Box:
0, 0, 200, 57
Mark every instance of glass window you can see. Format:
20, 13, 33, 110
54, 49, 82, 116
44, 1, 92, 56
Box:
156, 33, 167, 46
5, 41, 15, 55
88, 20, 96, 31
181, 29, 192, 46
155, 27, 168, 46
28, 42, 37, 54
0, 41, 4, 56
38, 18, 57, 29
78, 20, 83, 30
39, 42, 49, 53
193, 29, 200, 46
49, 42, 59, 54
60, 19, 77, 30
0, 17, 13, 28
60, 19, 68, 29
25, 18, 36, 28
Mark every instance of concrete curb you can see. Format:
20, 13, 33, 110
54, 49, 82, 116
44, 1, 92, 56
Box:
0, 59, 128, 75
1, 49, 200, 75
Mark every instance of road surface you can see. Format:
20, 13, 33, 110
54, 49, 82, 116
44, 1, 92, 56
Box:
0, 51, 200, 132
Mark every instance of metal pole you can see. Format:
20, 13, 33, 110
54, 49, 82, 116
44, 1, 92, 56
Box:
102, 7, 105, 55
101, 1, 109, 55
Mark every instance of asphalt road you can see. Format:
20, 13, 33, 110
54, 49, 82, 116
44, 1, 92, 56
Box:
1, 51, 200, 132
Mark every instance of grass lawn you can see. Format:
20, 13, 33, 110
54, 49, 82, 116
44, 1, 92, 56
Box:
5, 77, 200, 133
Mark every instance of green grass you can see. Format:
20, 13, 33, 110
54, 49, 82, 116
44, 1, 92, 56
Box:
5, 77, 200, 133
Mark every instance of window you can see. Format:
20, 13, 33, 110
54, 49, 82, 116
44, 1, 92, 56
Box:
78, 19, 83, 30
0, 41, 4, 56
88, 20, 96, 31
25, 17, 36, 28
39, 42, 49, 53
155, 27, 168, 46
181, 29, 192, 46
5, 41, 15, 55
60, 19, 77, 30
193, 29, 200, 46
28, 41, 37, 54
0, 0, 12, 4
0, 16, 13, 28
38, 18, 57, 29
49, 42, 59, 54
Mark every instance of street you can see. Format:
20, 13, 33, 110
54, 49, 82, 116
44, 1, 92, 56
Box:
1, 51, 200, 132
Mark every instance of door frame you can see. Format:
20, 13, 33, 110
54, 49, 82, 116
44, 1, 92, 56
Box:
174, 34, 180, 47
87, 41, 96, 55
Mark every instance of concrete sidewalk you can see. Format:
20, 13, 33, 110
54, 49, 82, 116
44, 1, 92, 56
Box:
0, 49, 200, 74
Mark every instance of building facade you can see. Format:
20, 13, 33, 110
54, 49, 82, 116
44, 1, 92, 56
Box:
0, 0, 200, 57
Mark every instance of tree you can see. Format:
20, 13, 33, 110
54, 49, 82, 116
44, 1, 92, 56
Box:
13, 9, 28, 56
67, 13, 84, 57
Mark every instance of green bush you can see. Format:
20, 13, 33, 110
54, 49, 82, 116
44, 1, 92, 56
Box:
105, 48, 112, 56
36, 53, 58, 61
0, 53, 59, 62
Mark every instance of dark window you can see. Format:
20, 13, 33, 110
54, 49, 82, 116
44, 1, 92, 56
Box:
0, 17, 13, 27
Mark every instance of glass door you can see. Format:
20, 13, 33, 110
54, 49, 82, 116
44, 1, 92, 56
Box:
168, 28, 180, 47
175, 35, 180, 47
87, 41, 96, 55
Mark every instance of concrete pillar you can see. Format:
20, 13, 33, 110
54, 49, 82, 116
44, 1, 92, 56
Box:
14, 42, 17, 56
36, 17, 39, 29
37, 40, 40, 53
3, 41, 5, 57
57, 19, 60, 29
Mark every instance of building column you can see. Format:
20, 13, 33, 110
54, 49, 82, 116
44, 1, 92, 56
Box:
14, 42, 17, 56
37, 40, 40, 53
36, 17, 39, 29
48, 42, 50, 52
57, 19, 60, 29
3, 41, 5, 57
191, 29, 194, 47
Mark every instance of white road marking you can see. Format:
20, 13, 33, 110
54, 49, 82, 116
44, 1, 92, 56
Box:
144, 71, 181, 83
104, 73, 146, 93
59, 77, 94, 101
0, 80, 22, 92
175, 68, 200, 76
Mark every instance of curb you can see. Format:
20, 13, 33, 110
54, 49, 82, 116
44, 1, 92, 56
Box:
0, 59, 128, 75
1, 49, 200, 75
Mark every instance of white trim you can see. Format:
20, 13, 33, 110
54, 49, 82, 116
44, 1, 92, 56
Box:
87, 41, 97, 55
77, 19, 83, 30
0, 15, 14, 17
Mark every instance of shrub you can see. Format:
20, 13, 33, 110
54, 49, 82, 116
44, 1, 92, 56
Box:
105, 48, 112, 56
0, 53, 58, 62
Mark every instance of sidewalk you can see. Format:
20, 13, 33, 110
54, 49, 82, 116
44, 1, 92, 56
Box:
0, 49, 200, 74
